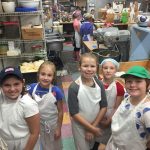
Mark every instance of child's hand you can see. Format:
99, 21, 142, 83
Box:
85, 131, 94, 141
54, 127, 61, 140
93, 127, 102, 137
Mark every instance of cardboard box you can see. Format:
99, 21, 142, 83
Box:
21, 25, 43, 40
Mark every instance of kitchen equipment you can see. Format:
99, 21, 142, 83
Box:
46, 33, 65, 57
19, 0, 39, 8
2, 1, 15, 12
93, 27, 118, 48
104, 30, 130, 61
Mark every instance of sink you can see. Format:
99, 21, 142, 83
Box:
45, 33, 65, 43
45, 33, 65, 52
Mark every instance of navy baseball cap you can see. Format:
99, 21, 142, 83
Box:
0, 67, 23, 83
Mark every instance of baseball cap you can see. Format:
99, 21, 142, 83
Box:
121, 66, 150, 79
0, 67, 23, 83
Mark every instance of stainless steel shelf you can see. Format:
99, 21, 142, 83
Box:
0, 39, 45, 44
0, 11, 43, 17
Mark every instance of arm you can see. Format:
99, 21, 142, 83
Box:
68, 82, 101, 136
92, 107, 107, 127
72, 113, 101, 136
24, 114, 40, 150
54, 100, 63, 140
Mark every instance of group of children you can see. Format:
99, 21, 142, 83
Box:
0, 53, 150, 150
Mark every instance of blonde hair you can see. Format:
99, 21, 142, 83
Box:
37, 61, 56, 84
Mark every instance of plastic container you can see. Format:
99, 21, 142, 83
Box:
2, 1, 15, 13
3, 21, 20, 39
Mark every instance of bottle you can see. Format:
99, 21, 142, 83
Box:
121, 9, 128, 23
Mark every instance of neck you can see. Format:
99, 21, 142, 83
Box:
130, 94, 147, 106
103, 78, 114, 85
81, 77, 94, 86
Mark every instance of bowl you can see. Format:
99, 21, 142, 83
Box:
19, 1, 39, 8
2, 2, 15, 12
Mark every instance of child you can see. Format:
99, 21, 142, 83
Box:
106, 66, 150, 150
98, 58, 125, 150
68, 53, 107, 150
72, 11, 82, 61
0, 67, 40, 150
80, 13, 94, 53
27, 61, 64, 150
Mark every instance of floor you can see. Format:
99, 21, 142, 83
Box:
60, 42, 80, 150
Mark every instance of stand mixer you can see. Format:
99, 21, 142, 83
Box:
93, 27, 130, 61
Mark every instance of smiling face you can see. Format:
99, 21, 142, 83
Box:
79, 56, 97, 80
125, 76, 147, 100
102, 61, 117, 80
2, 76, 24, 100
38, 65, 54, 88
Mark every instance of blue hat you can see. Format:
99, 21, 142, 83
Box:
0, 67, 23, 83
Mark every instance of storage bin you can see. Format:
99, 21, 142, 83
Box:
3, 21, 20, 39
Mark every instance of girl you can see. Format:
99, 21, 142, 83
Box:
80, 13, 94, 54
0, 67, 40, 150
106, 66, 150, 150
98, 58, 125, 150
68, 53, 107, 150
72, 11, 82, 61
27, 61, 64, 150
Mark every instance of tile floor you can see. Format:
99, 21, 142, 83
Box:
60, 41, 80, 150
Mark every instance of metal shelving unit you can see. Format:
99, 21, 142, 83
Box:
0, 0, 47, 69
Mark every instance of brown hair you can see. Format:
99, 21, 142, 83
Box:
37, 61, 56, 84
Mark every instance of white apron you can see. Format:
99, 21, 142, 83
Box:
32, 84, 62, 150
105, 81, 117, 118
98, 81, 117, 144
0, 93, 39, 150
75, 31, 81, 48
74, 21, 81, 48
72, 77, 101, 150
106, 96, 148, 150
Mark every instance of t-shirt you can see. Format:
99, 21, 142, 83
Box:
68, 77, 107, 116
104, 81, 125, 96
80, 21, 93, 40
0, 93, 39, 139
27, 83, 64, 101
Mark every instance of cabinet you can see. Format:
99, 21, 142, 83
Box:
0, 0, 46, 69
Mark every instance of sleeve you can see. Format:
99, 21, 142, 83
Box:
21, 94, 39, 118
95, 77, 107, 108
52, 86, 64, 101
67, 82, 79, 116
116, 81, 125, 96
26, 83, 37, 96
